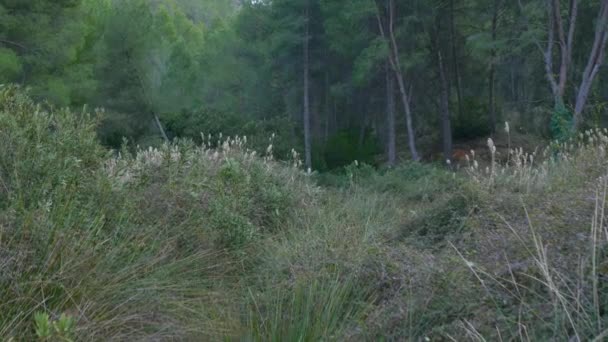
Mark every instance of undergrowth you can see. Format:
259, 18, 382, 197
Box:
2, 85, 608, 340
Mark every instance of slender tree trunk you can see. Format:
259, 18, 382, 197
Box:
386, 62, 396, 166
433, 13, 452, 164
153, 113, 169, 142
519, 0, 576, 110
358, 113, 367, 148
129, 52, 169, 143
376, 0, 420, 161
449, 0, 463, 117
574, 0, 608, 129
489, 66, 497, 133
489, 0, 499, 133
324, 71, 330, 142
538, 0, 578, 108
393, 63, 419, 161
438, 50, 453, 164
303, 1, 312, 169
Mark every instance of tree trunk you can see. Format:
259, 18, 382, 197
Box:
324, 71, 330, 142
376, 0, 420, 161
129, 51, 169, 143
393, 62, 420, 161
489, 0, 499, 133
574, 0, 608, 129
358, 113, 367, 148
154, 113, 169, 142
386, 62, 397, 166
438, 50, 453, 164
303, 0, 312, 169
433, 10, 452, 164
519, 0, 576, 110
449, 0, 463, 117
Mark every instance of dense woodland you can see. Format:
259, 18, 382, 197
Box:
4, 0, 608, 170
6, 1, 608, 340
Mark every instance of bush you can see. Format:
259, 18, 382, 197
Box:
452, 97, 491, 140
0, 86, 310, 339
320, 128, 381, 170
549, 103, 573, 141
164, 108, 298, 159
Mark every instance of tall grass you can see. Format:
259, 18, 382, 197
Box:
246, 277, 370, 341
0, 86, 372, 340
449, 124, 608, 340
3, 86, 608, 340
0, 85, 249, 340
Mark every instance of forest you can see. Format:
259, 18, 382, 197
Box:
3, 0, 608, 168
3, 0, 608, 340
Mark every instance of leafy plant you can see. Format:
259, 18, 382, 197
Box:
550, 103, 573, 141
34, 312, 75, 342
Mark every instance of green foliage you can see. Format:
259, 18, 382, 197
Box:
205, 158, 293, 248
452, 97, 491, 141
0, 86, 305, 339
0, 0, 95, 105
164, 108, 298, 159
35, 312, 76, 342
352, 37, 389, 86
246, 277, 370, 341
34, 313, 52, 341
0, 85, 105, 210
320, 128, 380, 170
5, 87, 608, 340
550, 103, 574, 140
0, 48, 22, 82
6, 0, 608, 338
400, 192, 470, 244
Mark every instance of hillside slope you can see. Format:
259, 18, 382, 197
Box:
1, 86, 608, 340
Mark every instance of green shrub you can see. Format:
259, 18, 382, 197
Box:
34, 312, 76, 342
0, 85, 106, 210
549, 103, 573, 141
452, 97, 491, 140
164, 108, 298, 159
320, 128, 380, 170
0, 86, 305, 339
400, 192, 471, 244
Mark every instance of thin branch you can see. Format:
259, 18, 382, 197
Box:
0, 39, 27, 50
374, 0, 397, 72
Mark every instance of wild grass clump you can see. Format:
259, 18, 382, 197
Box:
5, 85, 608, 341
339, 123, 608, 340
105, 136, 311, 249
0, 86, 313, 340
445, 124, 608, 340
246, 276, 370, 341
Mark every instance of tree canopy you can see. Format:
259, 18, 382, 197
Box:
3, 0, 608, 168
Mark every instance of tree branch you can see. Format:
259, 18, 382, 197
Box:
0, 39, 27, 50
